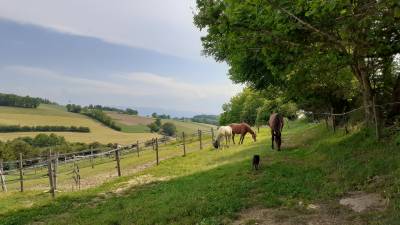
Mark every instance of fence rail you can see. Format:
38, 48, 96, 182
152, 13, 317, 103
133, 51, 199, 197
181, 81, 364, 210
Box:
0, 128, 216, 197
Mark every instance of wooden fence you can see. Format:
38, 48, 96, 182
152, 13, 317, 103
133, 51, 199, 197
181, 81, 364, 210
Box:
0, 128, 216, 197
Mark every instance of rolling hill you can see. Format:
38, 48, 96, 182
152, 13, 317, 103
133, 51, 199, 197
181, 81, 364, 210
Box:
106, 111, 217, 134
0, 104, 158, 144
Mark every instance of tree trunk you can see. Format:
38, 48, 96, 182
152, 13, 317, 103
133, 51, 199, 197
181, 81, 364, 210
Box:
352, 62, 374, 124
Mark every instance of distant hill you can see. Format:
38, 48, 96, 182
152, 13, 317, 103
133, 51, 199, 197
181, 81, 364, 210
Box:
0, 104, 158, 144
106, 111, 216, 135
191, 114, 219, 125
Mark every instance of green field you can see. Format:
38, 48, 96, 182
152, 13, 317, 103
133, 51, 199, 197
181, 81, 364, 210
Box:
0, 105, 158, 144
1, 121, 399, 224
106, 111, 216, 135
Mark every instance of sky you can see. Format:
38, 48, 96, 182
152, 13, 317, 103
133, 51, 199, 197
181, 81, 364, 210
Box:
0, 0, 242, 117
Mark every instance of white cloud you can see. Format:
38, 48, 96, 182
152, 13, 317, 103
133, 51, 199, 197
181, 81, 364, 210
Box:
0, 0, 204, 59
0, 66, 242, 113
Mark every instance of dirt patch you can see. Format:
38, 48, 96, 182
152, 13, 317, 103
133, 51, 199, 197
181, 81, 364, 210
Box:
106, 112, 154, 125
114, 174, 173, 195
339, 192, 387, 213
232, 203, 361, 225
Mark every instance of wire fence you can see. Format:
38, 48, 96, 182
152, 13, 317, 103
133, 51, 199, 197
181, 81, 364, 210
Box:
0, 128, 216, 196
302, 101, 400, 138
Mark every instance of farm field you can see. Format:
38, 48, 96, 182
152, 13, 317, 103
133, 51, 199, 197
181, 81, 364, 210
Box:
106, 111, 216, 134
1, 121, 399, 224
0, 104, 158, 144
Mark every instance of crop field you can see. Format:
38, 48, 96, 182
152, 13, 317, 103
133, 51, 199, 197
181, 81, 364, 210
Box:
0, 105, 158, 144
106, 111, 216, 134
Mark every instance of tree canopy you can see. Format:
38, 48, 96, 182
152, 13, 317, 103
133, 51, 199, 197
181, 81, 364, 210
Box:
195, 0, 400, 124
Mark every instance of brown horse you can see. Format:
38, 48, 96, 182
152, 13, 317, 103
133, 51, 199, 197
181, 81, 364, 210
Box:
229, 123, 256, 144
269, 113, 284, 151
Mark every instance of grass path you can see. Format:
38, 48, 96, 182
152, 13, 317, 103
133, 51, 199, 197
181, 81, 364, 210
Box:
1, 121, 399, 224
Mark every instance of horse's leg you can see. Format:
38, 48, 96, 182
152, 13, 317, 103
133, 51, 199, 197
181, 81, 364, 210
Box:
232, 133, 235, 144
271, 130, 274, 149
240, 133, 245, 144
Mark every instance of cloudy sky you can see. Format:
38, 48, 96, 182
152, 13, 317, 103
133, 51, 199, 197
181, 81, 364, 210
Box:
0, 0, 242, 116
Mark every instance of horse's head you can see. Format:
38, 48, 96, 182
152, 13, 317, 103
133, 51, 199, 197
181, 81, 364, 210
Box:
251, 132, 257, 142
213, 140, 219, 149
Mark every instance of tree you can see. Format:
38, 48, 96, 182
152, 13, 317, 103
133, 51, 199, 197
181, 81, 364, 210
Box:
151, 112, 158, 118
161, 122, 177, 136
194, 0, 400, 124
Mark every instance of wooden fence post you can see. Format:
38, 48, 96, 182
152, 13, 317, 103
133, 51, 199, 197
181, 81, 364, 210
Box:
155, 138, 159, 165
54, 152, 58, 191
47, 151, 55, 198
115, 148, 121, 177
198, 129, 203, 150
182, 132, 186, 157
136, 140, 140, 157
330, 108, 336, 132
19, 153, 24, 192
91, 149, 94, 169
0, 159, 7, 192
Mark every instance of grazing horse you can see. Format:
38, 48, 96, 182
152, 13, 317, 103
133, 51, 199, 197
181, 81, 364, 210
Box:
229, 123, 256, 145
213, 126, 232, 149
269, 113, 284, 151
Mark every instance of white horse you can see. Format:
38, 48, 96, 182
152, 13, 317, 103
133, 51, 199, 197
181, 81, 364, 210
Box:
213, 126, 232, 149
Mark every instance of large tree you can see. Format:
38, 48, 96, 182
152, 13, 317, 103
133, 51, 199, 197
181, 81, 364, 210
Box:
194, 0, 400, 123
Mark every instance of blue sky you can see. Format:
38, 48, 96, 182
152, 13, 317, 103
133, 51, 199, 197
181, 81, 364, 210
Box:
0, 0, 242, 116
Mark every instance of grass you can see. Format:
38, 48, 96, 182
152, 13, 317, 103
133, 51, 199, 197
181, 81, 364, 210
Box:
1, 121, 400, 224
0, 104, 158, 144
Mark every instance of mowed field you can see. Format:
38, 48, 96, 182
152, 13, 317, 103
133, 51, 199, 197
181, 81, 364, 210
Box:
0, 104, 158, 144
106, 111, 216, 134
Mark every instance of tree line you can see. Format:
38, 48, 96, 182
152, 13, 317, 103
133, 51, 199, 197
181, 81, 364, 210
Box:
194, 0, 400, 132
66, 104, 138, 115
219, 88, 297, 126
0, 134, 94, 161
0, 93, 56, 108
191, 115, 219, 125
0, 125, 90, 133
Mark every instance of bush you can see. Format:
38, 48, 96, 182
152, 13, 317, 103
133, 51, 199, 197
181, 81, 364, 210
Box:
0, 125, 90, 133
161, 122, 177, 136
82, 109, 121, 131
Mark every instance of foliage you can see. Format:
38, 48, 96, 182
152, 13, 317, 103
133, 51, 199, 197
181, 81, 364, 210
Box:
147, 118, 162, 133
66, 104, 82, 113
191, 114, 219, 125
0, 93, 39, 108
161, 122, 177, 136
0, 125, 90, 133
0, 133, 91, 161
82, 109, 121, 131
220, 87, 297, 126
194, 0, 400, 123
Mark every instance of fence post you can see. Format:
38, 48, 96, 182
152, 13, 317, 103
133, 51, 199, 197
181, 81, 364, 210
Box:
47, 151, 55, 198
19, 153, 24, 192
198, 129, 203, 150
330, 108, 336, 132
155, 138, 159, 165
372, 96, 380, 139
182, 132, 186, 156
0, 159, 7, 192
115, 148, 121, 177
136, 140, 140, 157
54, 152, 58, 191
91, 149, 94, 169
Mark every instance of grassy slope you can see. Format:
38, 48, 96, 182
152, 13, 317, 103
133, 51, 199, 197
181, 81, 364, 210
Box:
1, 121, 399, 225
0, 105, 158, 144
106, 111, 216, 134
